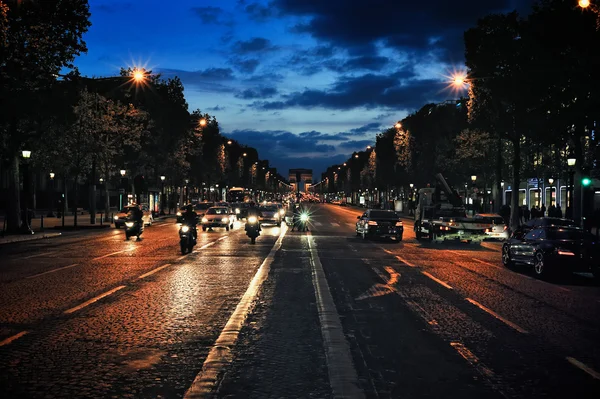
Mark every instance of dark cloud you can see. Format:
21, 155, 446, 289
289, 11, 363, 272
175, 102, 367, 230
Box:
241, 72, 286, 85
296, 124, 380, 141
94, 2, 132, 13
339, 139, 373, 149
273, 0, 515, 61
250, 73, 444, 111
231, 58, 261, 74
191, 6, 225, 24
157, 68, 237, 93
227, 129, 336, 154
235, 86, 278, 99
343, 56, 389, 71
243, 2, 274, 21
207, 105, 226, 111
350, 122, 381, 134
232, 37, 278, 54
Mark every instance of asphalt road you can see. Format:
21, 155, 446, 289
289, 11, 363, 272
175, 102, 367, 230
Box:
0, 205, 598, 398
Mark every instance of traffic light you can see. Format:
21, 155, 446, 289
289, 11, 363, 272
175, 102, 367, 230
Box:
582, 177, 592, 187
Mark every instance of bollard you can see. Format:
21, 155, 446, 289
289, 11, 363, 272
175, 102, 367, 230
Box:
100, 212, 103, 226
40, 214, 44, 231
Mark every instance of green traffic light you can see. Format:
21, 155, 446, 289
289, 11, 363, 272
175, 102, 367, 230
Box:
582, 177, 592, 186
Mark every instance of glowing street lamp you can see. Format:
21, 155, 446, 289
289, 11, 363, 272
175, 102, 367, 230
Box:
548, 178, 554, 185
199, 118, 207, 127
132, 69, 145, 83
120, 169, 126, 177
366, 145, 372, 150
395, 122, 402, 129
471, 175, 477, 182
49, 172, 55, 180
22, 150, 31, 159
579, 0, 591, 8
354, 154, 359, 158
227, 140, 232, 145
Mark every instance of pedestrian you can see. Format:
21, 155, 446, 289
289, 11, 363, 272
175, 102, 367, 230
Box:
541, 203, 546, 216
523, 206, 530, 222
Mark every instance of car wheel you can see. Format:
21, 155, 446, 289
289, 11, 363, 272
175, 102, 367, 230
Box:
501, 244, 514, 267
226, 226, 230, 231
533, 251, 547, 278
202, 226, 207, 232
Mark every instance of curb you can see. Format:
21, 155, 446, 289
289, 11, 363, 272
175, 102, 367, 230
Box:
0, 232, 62, 245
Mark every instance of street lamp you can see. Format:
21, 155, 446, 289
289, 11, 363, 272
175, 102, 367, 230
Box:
199, 118, 207, 127
120, 169, 126, 177
20, 150, 33, 234
567, 156, 576, 218
471, 175, 477, 182
47, 172, 56, 217
395, 122, 402, 129
354, 154, 359, 158
160, 175, 166, 215
119, 169, 127, 208
227, 140, 232, 145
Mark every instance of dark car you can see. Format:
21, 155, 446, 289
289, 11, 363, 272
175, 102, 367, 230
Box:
232, 202, 249, 219
356, 209, 403, 241
501, 226, 600, 279
521, 217, 578, 233
194, 202, 214, 218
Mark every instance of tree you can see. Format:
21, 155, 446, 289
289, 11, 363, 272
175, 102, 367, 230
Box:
0, 0, 90, 232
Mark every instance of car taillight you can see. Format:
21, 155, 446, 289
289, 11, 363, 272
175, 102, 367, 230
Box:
503, 225, 508, 231
368, 221, 378, 226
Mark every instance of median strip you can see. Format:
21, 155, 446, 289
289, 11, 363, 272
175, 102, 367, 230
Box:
465, 298, 528, 334
63, 286, 126, 314
0, 331, 28, 347
137, 264, 171, 280
421, 271, 453, 289
184, 226, 287, 398
566, 357, 600, 380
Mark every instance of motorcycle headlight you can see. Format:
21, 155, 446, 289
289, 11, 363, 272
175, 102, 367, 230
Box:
235, 208, 240, 214
223, 217, 229, 223
114, 215, 119, 220
300, 213, 309, 222
248, 216, 257, 224
202, 217, 208, 223
125, 222, 134, 227
279, 209, 285, 216
176, 211, 182, 216
181, 225, 190, 233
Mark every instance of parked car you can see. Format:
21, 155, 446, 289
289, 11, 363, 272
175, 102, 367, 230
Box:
474, 213, 508, 240
502, 226, 600, 279
356, 209, 403, 241
114, 205, 153, 228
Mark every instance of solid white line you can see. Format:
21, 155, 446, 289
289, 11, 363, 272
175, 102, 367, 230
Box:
395, 255, 415, 267
330, 222, 340, 227
421, 271, 453, 290
137, 264, 171, 280
471, 258, 504, 270
465, 298, 528, 334
314, 222, 323, 226
22, 251, 56, 260
566, 357, 600, 380
0, 331, 28, 347
64, 286, 126, 314
217, 236, 228, 241
184, 226, 288, 398
198, 242, 215, 250
92, 249, 130, 261
307, 232, 364, 398
26, 263, 80, 279
450, 342, 495, 378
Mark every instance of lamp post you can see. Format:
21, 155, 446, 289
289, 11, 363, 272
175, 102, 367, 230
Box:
120, 169, 126, 209
185, 179, 190, 203
47, 172, 56, 217
548, 178, 554, 208
160, 175, 166, 215
471, 175, 477, 215
21, 150, 33, 234
567, 157, 576, 219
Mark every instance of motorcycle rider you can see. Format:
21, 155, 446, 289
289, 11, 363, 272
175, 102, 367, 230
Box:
246, 201, 263, 231
126, 204, 144, 240
291, 203, 301, 231
182, 204, 198, 241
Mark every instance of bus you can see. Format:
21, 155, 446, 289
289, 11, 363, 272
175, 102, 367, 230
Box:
228, 187, 251, 203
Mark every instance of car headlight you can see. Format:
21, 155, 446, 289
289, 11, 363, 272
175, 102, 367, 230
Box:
176, 211, 182, 216
279, 209, 285, 216
202, 217, 208, 223
248, 216, 257, 224
300, 213, 309, 222
181, 225, 190, 233
223, 217, 229, 223
235, 208, 240, 214
114, 215, 119, 220
125, 222, 134, 227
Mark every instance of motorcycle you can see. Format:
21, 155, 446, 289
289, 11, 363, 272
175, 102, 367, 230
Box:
179, 223, 197, 254
245, 215, 260, 244
125, 219, 143, 241
293, 212, 310, 232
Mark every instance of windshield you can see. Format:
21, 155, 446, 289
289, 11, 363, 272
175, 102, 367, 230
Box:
206, 208, 228, 215
196, 203, 213, 210
370, 211, 398, 219
260, 206, 278, 212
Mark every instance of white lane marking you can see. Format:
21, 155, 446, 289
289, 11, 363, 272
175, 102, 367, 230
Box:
184, 226, 288, 398
92, 249, 131, 261
330, 222, 340, 227
566, 357, 600, 380
63, 286, 126, 314
450, 342, 495, 378
137, 264, 171, 280
0, 331, 28, 347
465, 298, 528, 334
421, 271, 453, 290
471, 258, 504, 270
217, 236, 228, 241
357, 266, 401, 300
395, 255, 415, 267
26, 263, 80, 279
307, 232, 364, 398
22, 251, 56, 260
314, 222, 323, 226
197, 242, 215, 250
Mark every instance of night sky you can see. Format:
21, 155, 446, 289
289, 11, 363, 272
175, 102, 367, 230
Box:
76, 0, 535, 177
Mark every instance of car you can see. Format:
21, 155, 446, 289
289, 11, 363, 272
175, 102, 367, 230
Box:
114, 205, 153, 228
520, 217, 578, 233
356, 209, 403, 241
474, 213, 508, 240
201, 206, 233, 231
259, 204, 282, 225
501, 226, 600, 279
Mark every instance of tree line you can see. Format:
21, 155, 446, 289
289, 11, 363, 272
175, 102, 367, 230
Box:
320, 0, 600, 229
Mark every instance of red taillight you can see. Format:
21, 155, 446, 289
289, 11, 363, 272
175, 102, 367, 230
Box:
485, 228, 491, 233
503, 225, 508, 231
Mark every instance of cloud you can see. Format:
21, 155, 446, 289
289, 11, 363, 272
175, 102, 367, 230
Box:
230, 58, 260, 74
191, 6, 227, 25
339, 139, 373, 149
243, 2, 274, 21
228, 129, 336, 154
232, 37, 278, 54
157, 68, 238, 93
235, 86, 278, 99
207, 105, 226, 111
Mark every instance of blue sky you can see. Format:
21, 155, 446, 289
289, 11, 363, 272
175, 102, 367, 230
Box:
76, 0, 534, 177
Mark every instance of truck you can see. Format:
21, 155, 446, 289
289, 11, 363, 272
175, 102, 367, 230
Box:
414, 173, 493, 243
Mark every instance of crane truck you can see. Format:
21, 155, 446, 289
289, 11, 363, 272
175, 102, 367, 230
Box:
414, 173, 493, 243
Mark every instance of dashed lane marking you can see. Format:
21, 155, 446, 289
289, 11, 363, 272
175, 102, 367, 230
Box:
307, 232, 365, 398
314, 222, 323, 226
137, 264, 172, 280
184, 226, 288, 398
465, 298, 528, 334
450, 342, 495, 379
22, 251, 56, 260
0, 331, 28, 347
471, 258, 504, 270
198, 242, 215, 250
63, 286, 126, 314
217, 236, 228, 241
566, 357, 600, 380
26, 263, 80, 279
421, 271, 453, 290
330, 222, 340, 227
92, 249, 132, 261
395, 255, 415, 267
